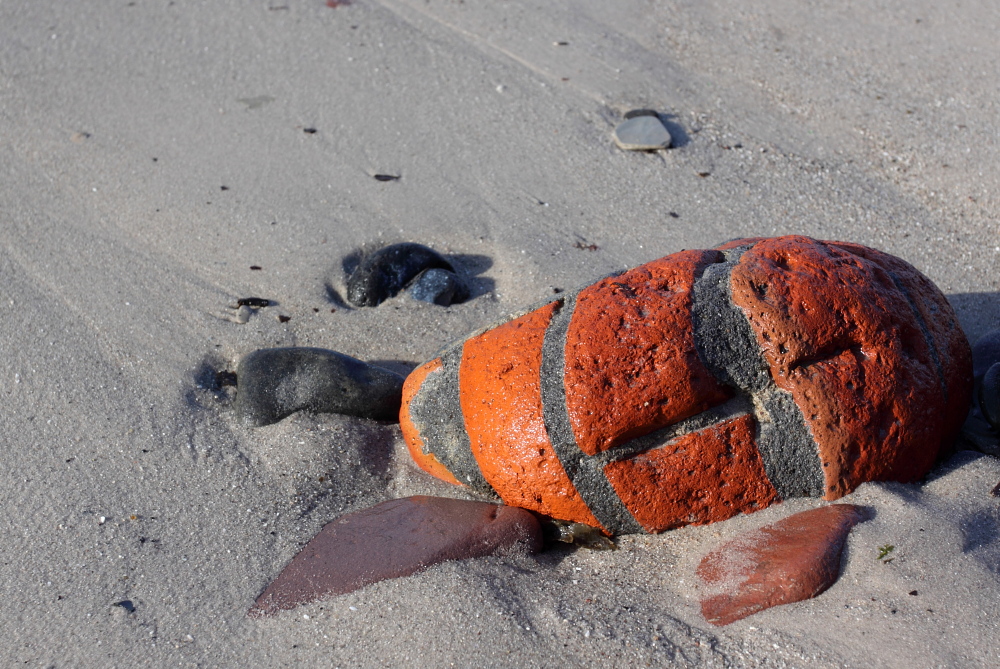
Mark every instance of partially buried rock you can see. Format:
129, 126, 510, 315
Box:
347, 243, 467, 307
613, 114, 672, 151
248, 496, 543, 617
980, 363, 1000, 430
408, 267, 468, 306
697, 504, 866, 626
235, 347, 404, 427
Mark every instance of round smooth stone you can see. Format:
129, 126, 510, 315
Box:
980, 362, 1000, 430
973, 329, 1000, 380
347, 243, 457, 307
235, 347, 405, 426
408, 268, 467, 306
613, 115, 672, 150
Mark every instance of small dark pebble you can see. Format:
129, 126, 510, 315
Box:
278, 315, 291, 323
697, 172, 711, 178
331, 308, 337, 313
373, 174, 400, 182
250, 265, 262, 270
235, 347, 405, 426
221, 185, 230, 191
669, 212, 680, 218
312, 308, 320, 313
114, 600, 136, 613
346, 243, 466, 307
408, 268, 466, 306
237, 297, 271, 308
552, 287, 563, 294
909, 590, 918, 596
303, 127, 317, 134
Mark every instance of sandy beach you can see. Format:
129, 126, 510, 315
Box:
2, 1, 999, 666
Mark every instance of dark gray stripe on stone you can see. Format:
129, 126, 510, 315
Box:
540, 291, 644, 535
691, 243, 825, 499
405, 348, 494, 497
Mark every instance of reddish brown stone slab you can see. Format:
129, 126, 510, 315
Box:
564, 249, 732, 455
248, 496, 542, 618
698, 504, 866, 626
459, 303, 605, 529
604, 414, 778, 532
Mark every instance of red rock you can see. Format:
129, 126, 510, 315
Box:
247, 496, 542, 618
399, 237, 971, 535
564, 249, 732, 455
697, 504, 866, 626
730, 237, 972, 498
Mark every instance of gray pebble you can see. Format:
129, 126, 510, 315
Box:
235, 347, 404, 427
408, 268, 465, 306
613, 115, 672, 151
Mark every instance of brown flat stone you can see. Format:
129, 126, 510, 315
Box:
248, 496, 542, 618
698, 504, 866, 626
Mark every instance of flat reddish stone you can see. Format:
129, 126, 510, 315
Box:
564, 249, 732, 455
698, 504, 866, 626
248, 496, 542, 618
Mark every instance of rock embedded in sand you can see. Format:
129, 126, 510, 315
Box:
697, 504, 866, 626
972, 329, 1000, 380
408, 267, 467, 306
613, 114, 672, 150
248, 496, 542, 617
400, 236, 972, 535
346, 242, 466, 307
235, 347, 404, 426
980, 363, 1000, 429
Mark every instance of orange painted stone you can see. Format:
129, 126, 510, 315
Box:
604, 415, 778, 532
564, 249, 733, 455
459, 302, 604, 529
698, 504, 866, 625
399, 236, 972, 535
729, 236, 971, 498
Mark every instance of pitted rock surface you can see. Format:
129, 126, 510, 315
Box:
248, 496, 542, 617
697, 504, 866, 626
400, 236, 972, 534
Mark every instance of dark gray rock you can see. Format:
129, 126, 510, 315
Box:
980, 363, 1000, 430
408, 268, 467, 306
235, 347, 404, 427
613, 115, 672, 150
973, 330, 1000, 381
247, 496, 543, 617
346, 243, 459, 307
